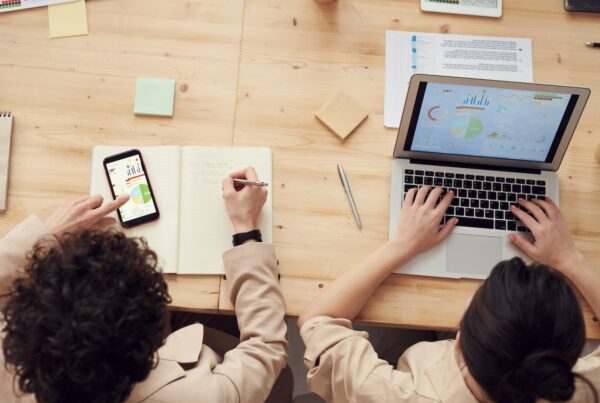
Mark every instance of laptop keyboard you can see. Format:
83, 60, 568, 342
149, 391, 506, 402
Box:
403, 169, 547, 232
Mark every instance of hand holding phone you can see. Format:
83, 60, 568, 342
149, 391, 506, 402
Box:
103, 149, 160, 228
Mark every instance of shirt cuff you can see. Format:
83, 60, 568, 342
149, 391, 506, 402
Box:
300, 316, 369, 370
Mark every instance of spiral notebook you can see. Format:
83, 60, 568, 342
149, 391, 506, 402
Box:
0, 112, 14, 211
90, 146, 272, 275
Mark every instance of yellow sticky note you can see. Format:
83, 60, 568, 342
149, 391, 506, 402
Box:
48, 0, 88, 39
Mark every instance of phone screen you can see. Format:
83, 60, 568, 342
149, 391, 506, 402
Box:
104, 151, 159, 226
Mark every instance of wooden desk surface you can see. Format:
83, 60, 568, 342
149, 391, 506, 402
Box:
224, 0, 600, 338
2, 0, 600, 336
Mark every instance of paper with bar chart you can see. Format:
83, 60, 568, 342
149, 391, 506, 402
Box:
410, 82, 572, 162
384, 31, 533, 128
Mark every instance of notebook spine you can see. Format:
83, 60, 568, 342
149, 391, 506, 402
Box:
0, 111, 11, 118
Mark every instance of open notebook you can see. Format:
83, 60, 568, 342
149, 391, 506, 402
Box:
90, 146, 272, 275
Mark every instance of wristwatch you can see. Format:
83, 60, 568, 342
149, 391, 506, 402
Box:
232, 229, 262, 247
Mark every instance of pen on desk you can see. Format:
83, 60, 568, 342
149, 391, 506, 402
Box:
585, 42, 600, 48
233, 179, 269, 187
337, 163, 362, 230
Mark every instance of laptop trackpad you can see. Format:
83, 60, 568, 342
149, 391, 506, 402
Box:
446, 234, 502, 278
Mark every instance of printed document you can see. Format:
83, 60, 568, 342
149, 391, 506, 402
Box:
384, 31, 533, 128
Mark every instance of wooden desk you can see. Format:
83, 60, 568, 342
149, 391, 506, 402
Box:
223, 0, 600, 338
1, 0, 600, 337
0, 0, 247, 312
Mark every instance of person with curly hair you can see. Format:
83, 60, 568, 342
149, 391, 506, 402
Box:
298, 186, 600, 403
0, 166, 291, 403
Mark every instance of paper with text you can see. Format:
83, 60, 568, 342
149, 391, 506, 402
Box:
384, 31, 533, 128
177, 147, 272, 275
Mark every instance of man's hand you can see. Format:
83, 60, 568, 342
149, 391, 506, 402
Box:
389, 186, 457, 260
45, 194, 130, 239
509, 197, 582, 274
222, 167, 268, 233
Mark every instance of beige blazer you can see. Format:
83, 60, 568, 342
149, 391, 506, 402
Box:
300, 316, 600, 403
0, 215, 288, 403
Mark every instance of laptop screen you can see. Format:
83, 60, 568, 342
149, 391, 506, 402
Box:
404, 82, 579, 163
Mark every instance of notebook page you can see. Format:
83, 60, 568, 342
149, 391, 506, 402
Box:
178, 147, 272, 275
90, 146, 181, 274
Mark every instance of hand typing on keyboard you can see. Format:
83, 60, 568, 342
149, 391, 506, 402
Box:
391, 185, 458, 258
404, 169, 547, 231
508, 197, 582, 275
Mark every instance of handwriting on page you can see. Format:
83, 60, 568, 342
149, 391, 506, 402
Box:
177, 147, 272, 274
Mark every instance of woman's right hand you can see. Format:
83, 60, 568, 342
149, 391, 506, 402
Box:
509, 197, 583, 275
222, 167, 268, 234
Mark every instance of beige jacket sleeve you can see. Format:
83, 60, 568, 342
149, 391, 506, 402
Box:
212, 242, 288, 403
0, 215, 53, 297
300, 316, 427, 403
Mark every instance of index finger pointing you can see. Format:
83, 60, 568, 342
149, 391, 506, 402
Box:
94, 194, 130, 217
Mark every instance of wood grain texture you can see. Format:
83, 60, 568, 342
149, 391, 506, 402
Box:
2, 0, 600, 336
0, 0, 246, 311
230, 0, 600, 338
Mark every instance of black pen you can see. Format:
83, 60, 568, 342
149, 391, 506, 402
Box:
585, 42, 600, 48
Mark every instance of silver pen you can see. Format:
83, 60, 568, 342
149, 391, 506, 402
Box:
337, 163, 362, 230
233, 179, 269, 187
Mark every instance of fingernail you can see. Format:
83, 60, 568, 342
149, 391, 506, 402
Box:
508, 234, 514, 241
453, 218, 459, 223
511, 205, 516, 209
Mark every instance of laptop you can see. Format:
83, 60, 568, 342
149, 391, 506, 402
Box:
389, 74, 590, 279
420, 0, 502, 18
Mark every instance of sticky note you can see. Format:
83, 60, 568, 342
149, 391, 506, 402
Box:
316, 91, 368, 140
134, 78, 176, 117
48, 0, 88, 39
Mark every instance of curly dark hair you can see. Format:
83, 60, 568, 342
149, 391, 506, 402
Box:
1, 229, 172, 403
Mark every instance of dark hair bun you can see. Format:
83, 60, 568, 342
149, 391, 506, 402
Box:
514, 350, 576, 401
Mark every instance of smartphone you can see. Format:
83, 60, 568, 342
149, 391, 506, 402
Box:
103, 149, 160, 228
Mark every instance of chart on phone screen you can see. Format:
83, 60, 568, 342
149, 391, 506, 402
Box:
106, 155, 156, 222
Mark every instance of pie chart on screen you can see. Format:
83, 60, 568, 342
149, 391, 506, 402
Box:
130, 184, 152, 204
450, 116, 483, 139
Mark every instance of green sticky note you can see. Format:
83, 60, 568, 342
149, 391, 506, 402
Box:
134, 78, 176, 117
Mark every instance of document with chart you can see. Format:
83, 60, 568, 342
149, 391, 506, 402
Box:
90, 146, 272, 275
384, 31, 533, 128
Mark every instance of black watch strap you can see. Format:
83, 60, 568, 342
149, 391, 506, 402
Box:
232, 229, 262, 247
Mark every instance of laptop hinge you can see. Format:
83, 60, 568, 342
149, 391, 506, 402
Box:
409, 159, 542, 175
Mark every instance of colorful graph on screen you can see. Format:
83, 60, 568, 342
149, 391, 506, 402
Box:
410, 82, 572, 162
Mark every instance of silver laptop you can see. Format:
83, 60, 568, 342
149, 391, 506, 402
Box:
389, 74, 590, 279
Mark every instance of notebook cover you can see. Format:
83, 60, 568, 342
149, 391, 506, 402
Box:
0, 112, 13, 211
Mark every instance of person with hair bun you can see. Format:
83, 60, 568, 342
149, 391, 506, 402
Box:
299, 185, 600, 403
